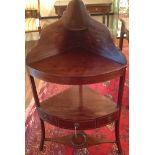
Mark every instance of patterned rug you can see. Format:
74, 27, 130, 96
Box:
25, 41, 129, 155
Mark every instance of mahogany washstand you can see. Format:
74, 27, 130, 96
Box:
26, 0, 127, 154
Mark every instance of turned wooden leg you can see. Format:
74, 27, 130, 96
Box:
39, 119, 45, 151
115, 120, 123, 155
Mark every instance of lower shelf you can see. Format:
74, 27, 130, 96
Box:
45, 132, 115, 148
38, 86, 119, 130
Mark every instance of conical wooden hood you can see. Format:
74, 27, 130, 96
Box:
26, 0, 127, 85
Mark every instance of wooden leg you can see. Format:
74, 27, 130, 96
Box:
115, 120, 123, 154
39, 119, 45, 151
58, 15, 61, 19
29, 74, 45, 151
115, 73, 126, 154
107, 14, 109, 27
119, 33, 124, 50
38, 26, 41, 35
102, 15, 105, 25
119, 21, 125, 50
127, 31, 129, 43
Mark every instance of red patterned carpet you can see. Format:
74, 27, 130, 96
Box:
25, 41, 129, 155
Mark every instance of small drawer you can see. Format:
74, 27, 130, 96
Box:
58, 120, 96, 130
87, 6, 111, 14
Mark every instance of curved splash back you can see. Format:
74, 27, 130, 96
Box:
26, 0, 126, 65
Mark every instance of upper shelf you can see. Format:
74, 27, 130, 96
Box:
27, 48, 126, 84
26, 0, 127, 84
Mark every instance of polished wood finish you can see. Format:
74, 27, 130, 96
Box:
26, 1, 127, 85
27, 50, 126, 85
29, 72, 126, 152
26, 0, 127, 153
37, 86, 119, 130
